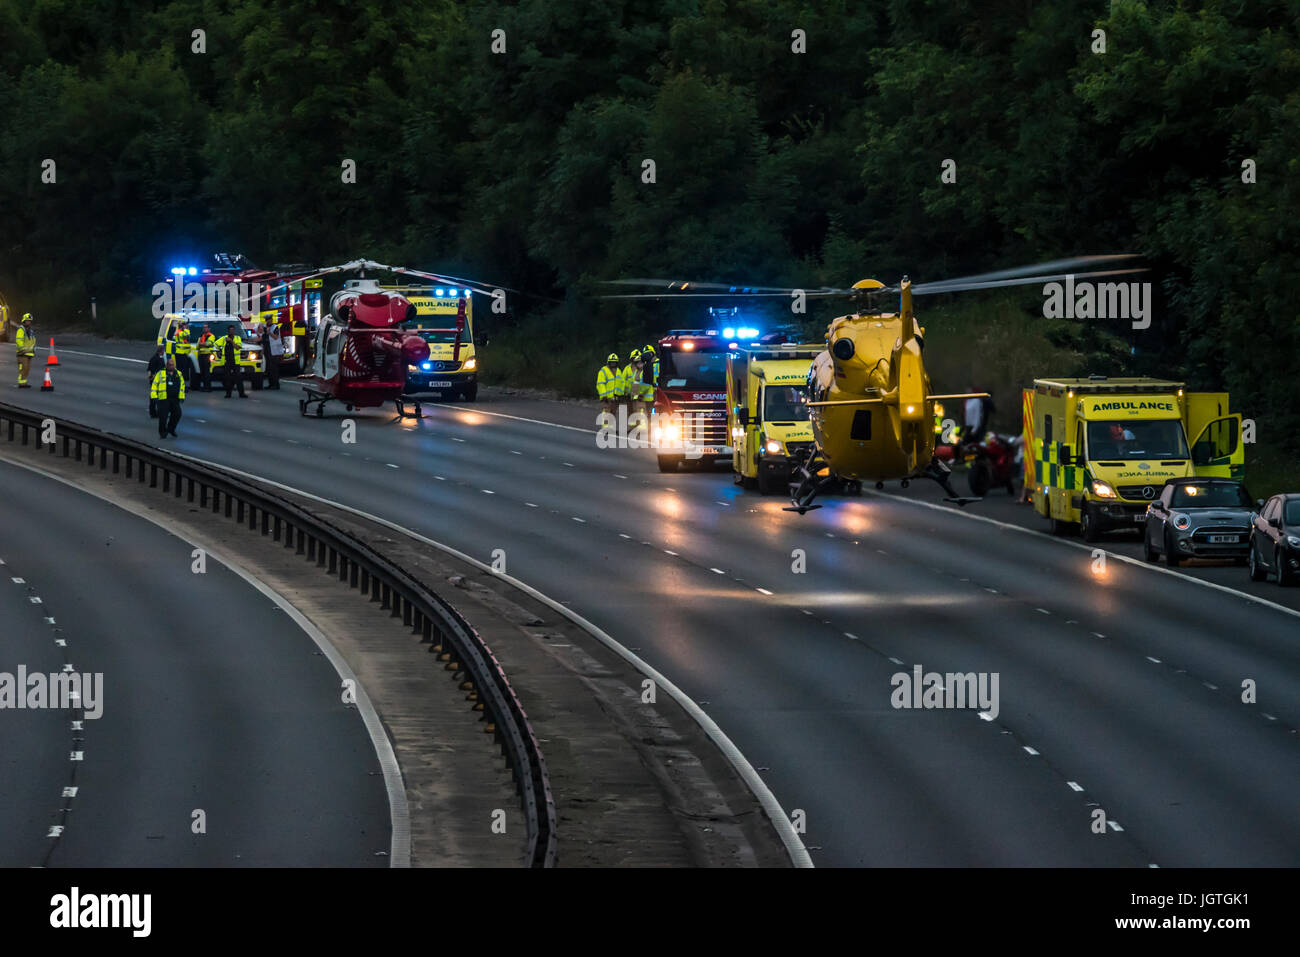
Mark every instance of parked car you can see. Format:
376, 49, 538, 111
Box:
1142, 478, 1255, 567
1247, 493, 1300, 585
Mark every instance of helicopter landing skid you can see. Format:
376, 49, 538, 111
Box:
923, 457, 981, 507
785, 449, 833, 513
392, 395, 424, 419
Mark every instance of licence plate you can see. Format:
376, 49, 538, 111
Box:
427, 380, 453, 388
1133, 514, 1147, 523
1207, 534, 1237, 543
691, 447, 719, 455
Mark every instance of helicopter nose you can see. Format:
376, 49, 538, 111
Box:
831, 337, 855, 361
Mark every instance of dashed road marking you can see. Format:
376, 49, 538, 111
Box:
386, 463, 399, 469
1023, 746, 1039, 756
1107, 820, 1124, 832
710, 567, 725, 575
979, 712, 994, 722
756, 587, 773, 595
1146, 656, 1161, 664
1067, 781, 1084, 792
573, 517, 586, 523
1036, 608, 1051, 615
845, 632, 860, 641
527, 503, 539, 508
888, 656, 904, 665
481, 489, 495, 495
663, 549, 677, 555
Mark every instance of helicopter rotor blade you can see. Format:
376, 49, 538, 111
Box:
910, 254, 1142, 293
910, 266, 1149, 297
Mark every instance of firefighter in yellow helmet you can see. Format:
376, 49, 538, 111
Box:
637, 343, 658, 407
596, 352, 621, 417
15, 313, 36, 387
621, 348, 647, 419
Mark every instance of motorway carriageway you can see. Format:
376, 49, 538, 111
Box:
8, 341, 1300, 867
0, 456, 390, 866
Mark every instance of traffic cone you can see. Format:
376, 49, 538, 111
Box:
40, 367, 53, 391
46, 338, 59, 366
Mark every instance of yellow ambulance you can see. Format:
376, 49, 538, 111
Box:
390, 286, 478, 401
1024, 377, 1244, 540
725, 344, 820, 494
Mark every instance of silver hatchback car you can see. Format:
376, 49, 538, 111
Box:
1143, 478, 1256, 567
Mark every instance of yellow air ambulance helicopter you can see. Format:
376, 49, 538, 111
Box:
602, 255, 1145, 512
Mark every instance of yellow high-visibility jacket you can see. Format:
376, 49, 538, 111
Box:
15, 326, 35, 356
167, 328, 193, 356
196, 333, 215, 355
150, 369, 187, 401
596, 364, 620, 400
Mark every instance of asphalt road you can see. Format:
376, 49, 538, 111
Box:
0, 454, 390, 866
6, 340, 1299, 866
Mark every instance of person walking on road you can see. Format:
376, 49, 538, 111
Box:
262, 321, 282, 389
147, 344, 167, 417
151, 355, 187, 438
196, 324, 215, 392
597, 353, 621, 418
14, 313, 36, 388
218, 323, 246, 398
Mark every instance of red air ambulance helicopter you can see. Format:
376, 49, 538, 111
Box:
246, 260, 501, 419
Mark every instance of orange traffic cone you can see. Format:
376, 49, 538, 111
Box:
46, 338, 59, 366
40, 367, 54, 391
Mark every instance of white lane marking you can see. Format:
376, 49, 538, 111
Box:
717, 501, 730, 507
1093, 632, 1106, 639
450, 406, 597, 434
888, 656, 903, 664
386, 463, 399, 469
62, 786, 77, 797
663, 549, 677, 555
162, 449, 811, 867
70, 752, 83, 761
433, 475, 445, 481
978, 712, 994, 722
0, 454, 412, 867
510, 450, 522, 455
755, 587, 773, 595
481, 489, 494, 494
450, 437, 465, 443
240, 429, 253, 434
614, 474, 627, 479
50, 348, 146, 364
1067, 781, 1084, 792
48, 826, 64, 838
845, 633, 860, 641
44, 617, 55, 624
867, 488, 1300, 621
620, 534, 632, 539
1023, 746, 1039, 755
55, 639, 66, 647
1108, 820, 1125, 832
11, 577, 24, 583
1036, 607, 1051, 615
562, 462, 575, 468
573, 517, 585, 523
1263, 713, 1277, 721
801, 609, 813, 616
1203, 682, 1218, 690
710, 567, 725, 575
29, 596, 42, 604
70, 721, 82, 731
985, 587, 998, 594
527, 503, 539, 508
1146, 656, 1161, 664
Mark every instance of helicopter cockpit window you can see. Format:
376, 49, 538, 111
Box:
763, 385, 810, 422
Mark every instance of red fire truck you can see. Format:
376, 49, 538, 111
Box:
652, 326, 740, 472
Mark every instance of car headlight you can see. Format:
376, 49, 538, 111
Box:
1172, 512, 1191, 530
1287, 535, 1300, 548
1091, 479, 1117, 499
765, 439, 782, 454
462, 357, 477, 371
407, 364, 418, 372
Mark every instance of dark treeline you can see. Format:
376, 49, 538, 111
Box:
0, 0, 1296, 447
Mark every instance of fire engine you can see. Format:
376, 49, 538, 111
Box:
652, 310, 763, 472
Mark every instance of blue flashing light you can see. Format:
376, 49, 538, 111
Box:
728, 342, 739, 349
420, 361, 433, 371
737, 327, 760, 339
722, 327, 736, 338
447, 288, 458, 296
188, 267, 197, 275
435, 288, 445, 296
170, 267, 186, 275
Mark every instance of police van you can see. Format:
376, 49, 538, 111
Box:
1024, 376, 1243, 541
